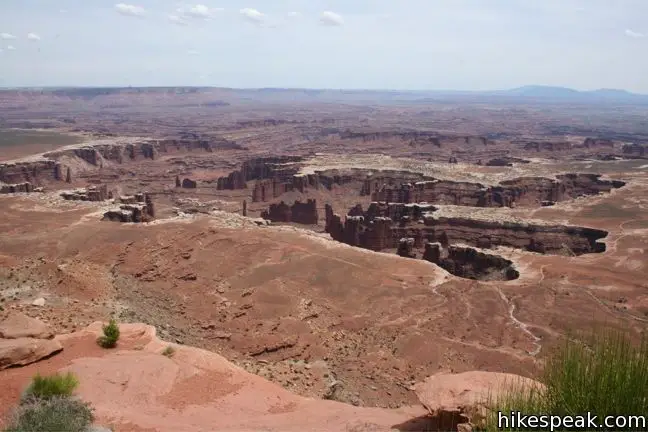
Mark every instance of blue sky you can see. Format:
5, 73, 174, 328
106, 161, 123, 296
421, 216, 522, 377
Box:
0, 0, 647, 92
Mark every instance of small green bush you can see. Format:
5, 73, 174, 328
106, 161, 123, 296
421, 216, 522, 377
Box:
22, 372, 79, 402
483, 330, 648, 431
161, 346, 175, 357
5, 396, 94, 432
97, 319, 120, 348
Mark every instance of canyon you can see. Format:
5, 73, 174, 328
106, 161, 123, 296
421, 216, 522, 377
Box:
0, 87, 647, 431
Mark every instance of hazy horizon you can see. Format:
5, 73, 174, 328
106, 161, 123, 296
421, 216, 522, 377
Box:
1, 0, 647, 92
1, 85, 647, 96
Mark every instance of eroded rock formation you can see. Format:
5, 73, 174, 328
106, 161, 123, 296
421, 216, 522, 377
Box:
261, 199, 318, 225
423, 244, 519, 281
182, 178, 197, 189
623, 143, 648, 158
216, 156, 303, 190
522, 141, 571, 152
60, 184, 109, 201
0, 182, 34, 194
0, 160, 66, 185
0, 137, 241, 187
328, 202, 608, 257
397, 238, 416, 258
102, 193, 155, 223
369, 174, 625, 207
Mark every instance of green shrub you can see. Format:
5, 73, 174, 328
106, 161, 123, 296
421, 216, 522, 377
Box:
483, 330, 648, 431
97, 319, 120, 348
22, 372, 79, 402
4, 396, 94, 432
161, 346, 175, 357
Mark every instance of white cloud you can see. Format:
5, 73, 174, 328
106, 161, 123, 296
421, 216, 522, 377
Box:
7, 45, 16, 51
27, 33, 41, 41
1, 33, 17, 40
115, 3, 145, 17
240, 8, 265, 24
187, 49, 200, 55
287, 12, 301, 18
173, 5, 223, 22
169, 14, 189, 25
625, 29, 645, 38
186, 5, 210, 19
320, 11, 344, 26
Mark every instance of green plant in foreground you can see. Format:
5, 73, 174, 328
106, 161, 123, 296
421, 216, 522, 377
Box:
482, 330, 648, 431
22, 372, 79, 402
97, 319, 120, 348
161, 346, 175, 357
5, 396, 94, 432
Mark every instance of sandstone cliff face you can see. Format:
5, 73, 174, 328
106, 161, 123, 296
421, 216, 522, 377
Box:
523, 141, 572, 152
484, 157, 530, 167
0, 182, 34, 194
582, 138, 614, 149
555, 173, 626, 197
182, 178, 197, 189
324, 204, 345, 242
368, 173, 624, 208
102, 193, 155, 223
249, 168, 363, 202
364, 202, 435, 223
623, 143, 648, 158
0, 138, 241, 186
60, 185, 109, 202
360, 171, 432, 197
339, 130, 493, 148
421, 216, 608, 256
328, 203, 608, 256
261, 199, 318, 225
46, 138, 237, 167
423, 244, 519, 281
0, 160, 65, 185
216, 156, 303, 190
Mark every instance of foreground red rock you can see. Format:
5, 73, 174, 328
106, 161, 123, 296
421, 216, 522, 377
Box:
0, 322, 541, 431
415, 371, 541, 414
0, 312, 54, 339
0, 337, 62, 370
2, 322, 425, 431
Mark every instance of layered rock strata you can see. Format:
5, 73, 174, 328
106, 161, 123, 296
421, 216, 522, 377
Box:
61, 184, 109, 201
327, 202, 608, 256
369, 174, 625, 207
102, 193, 155, 223
423, 243, 519, 281
261, 199, 318, 225
0, 182, 34, 194
0, 137, 240, 186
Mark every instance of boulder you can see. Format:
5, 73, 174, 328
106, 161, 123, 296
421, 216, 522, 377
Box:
415, 371, 541, 415
32, 297, 46, 307
0, 338, 63, 370
0, 312, 53, 339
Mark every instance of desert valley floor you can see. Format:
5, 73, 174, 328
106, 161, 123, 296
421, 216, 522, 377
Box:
1, 87, 647, 431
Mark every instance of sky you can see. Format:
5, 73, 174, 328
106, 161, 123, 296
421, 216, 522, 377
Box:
0, 0, 647, 92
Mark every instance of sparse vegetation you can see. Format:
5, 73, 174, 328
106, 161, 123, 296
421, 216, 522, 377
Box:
481, 330, 648, 431
162, 346, 175, 357
97, 319, 120, 348
4, 372, 94, 432
22, 372, 79, 402
4, 396, 94, 432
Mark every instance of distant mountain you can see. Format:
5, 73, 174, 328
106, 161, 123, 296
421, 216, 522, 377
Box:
502, 85, 580, 98
492, 85, 648, 103
3, 85, 648, 105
